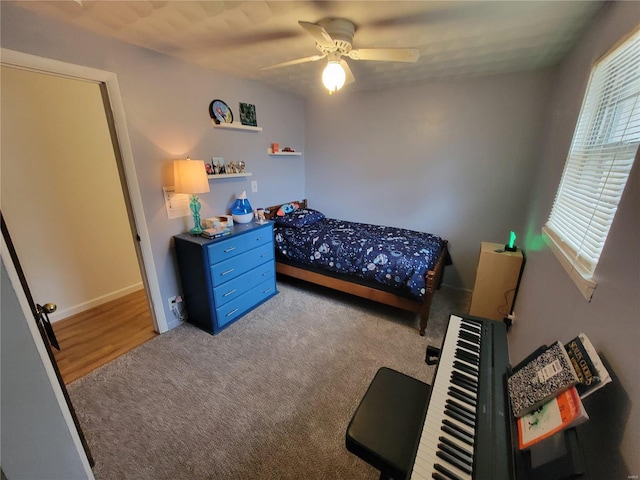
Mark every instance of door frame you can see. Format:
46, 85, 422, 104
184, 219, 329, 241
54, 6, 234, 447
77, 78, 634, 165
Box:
1, 48, 168, 334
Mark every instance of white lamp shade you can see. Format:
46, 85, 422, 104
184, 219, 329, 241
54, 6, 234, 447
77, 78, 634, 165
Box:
174, 159, 210, 194
322, 61, 346, 92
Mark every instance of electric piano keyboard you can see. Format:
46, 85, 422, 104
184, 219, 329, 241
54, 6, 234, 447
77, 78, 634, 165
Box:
408, 314, 514, 480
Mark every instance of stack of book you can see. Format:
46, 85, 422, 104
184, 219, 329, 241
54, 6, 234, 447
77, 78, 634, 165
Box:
201, 226, 231, 239
508, 333, 611, 450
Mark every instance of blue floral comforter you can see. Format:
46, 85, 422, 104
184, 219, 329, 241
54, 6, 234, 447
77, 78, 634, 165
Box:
273, 218, 444, 301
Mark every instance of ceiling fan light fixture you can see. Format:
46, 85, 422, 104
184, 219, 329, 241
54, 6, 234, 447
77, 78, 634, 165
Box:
322, 58, 346, 94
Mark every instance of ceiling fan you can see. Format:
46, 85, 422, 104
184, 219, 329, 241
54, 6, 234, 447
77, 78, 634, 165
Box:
260, 18, 420, 94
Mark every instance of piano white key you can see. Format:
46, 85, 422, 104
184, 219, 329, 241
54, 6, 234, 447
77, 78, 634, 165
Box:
410, 315, 478, 480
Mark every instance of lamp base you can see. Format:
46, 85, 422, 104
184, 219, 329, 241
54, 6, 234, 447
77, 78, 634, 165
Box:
190, 224, 204, 235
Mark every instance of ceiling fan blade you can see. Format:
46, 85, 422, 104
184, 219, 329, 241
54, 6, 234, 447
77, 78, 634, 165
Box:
260, 54, 326, 71
298, 21, 336, 49
340, 59, 356, 85
348, 48, 420, 63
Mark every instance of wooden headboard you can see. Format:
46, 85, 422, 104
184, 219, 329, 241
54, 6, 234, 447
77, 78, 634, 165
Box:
264, 199, 308, 220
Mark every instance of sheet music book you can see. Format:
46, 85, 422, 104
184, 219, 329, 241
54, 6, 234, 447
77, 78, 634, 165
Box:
517, 386, 589, 450
564, 333, 611, 399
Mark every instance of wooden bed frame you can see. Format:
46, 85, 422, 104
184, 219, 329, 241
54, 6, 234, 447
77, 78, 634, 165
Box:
265, 200, 449, 335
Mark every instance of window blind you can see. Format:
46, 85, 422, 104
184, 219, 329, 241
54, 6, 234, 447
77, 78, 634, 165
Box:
545, 29, 640, 285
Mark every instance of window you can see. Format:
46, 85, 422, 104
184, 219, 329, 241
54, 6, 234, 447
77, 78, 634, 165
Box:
543, 29, 640, 301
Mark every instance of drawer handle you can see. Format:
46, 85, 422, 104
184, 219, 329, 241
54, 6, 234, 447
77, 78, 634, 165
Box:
223, 289, 237, 297
221, 268, 235, 276
263, 287, 273, 294
223, 246, 236, 253
226, 308, 239, 317
256, 236, 264, 241
260, 253, 268, 258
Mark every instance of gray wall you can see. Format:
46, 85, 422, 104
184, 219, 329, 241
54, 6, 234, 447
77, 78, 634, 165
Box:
1, 260, 91, 479
2, 0, 638, 476
304, 71, 554, 290
511, 3, 639, 476
0, 3, 306, 329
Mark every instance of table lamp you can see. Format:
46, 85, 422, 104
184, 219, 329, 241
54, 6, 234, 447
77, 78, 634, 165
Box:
174, 158, 210, 235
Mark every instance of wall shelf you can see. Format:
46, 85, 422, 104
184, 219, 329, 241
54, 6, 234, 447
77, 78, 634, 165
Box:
213, 122, 262, 132
268, 149, 302, 156
207, 173, 252, 179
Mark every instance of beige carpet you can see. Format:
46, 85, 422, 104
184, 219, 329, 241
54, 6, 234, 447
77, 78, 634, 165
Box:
68, 278, 469, 480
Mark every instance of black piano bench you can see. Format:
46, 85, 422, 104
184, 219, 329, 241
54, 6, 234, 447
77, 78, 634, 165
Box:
346, 367, 431, 480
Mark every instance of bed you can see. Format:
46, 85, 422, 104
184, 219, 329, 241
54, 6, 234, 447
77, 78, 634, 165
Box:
264, 200, 450, 335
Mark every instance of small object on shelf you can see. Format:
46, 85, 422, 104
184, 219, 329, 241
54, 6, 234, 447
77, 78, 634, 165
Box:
239, 102, 257, 126
282, 147, 295, 152
209, 99, 233, 124
237, 161, 246, 173
271, 142, 279, 153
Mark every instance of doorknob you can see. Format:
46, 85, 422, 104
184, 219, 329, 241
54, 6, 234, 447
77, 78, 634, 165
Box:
36, 303, 60, 350
38, 303, 57, 314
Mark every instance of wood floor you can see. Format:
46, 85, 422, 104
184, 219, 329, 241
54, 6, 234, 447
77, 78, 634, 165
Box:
52, 289, 158, 384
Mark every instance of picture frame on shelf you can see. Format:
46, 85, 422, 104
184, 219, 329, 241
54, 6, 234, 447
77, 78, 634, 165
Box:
239, 102, 257, 126
209, 99, 233, 124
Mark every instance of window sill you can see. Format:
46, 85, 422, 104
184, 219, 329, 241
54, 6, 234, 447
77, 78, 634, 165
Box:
541, 226, 597, 302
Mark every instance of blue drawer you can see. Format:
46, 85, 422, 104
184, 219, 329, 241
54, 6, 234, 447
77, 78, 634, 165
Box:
210, 243, 274, 287
216, 277, 277, 328
213, 261, 274, 306
245, 227, 273, 249
206, 235, 247, 264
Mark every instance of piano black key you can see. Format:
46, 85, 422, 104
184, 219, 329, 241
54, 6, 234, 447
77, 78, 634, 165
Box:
449, 388, 476, 408
446, 399, 476, 419
438, 441, 473, 469
443, 419, 475, 442
459, 330, 481, 343
452, 369, 478, 386
457, 339, 480, 353
444, 407, 475, 429
436, 450, 472, 475
451, 372, 478, 392
460, 320, 482, 334
431, 472, 449, 480
455, 349, 479, 366
439, 436, 474, 461
445, 402, 475, 423
449, 386, 477, 404
434, 463, 464, 480
442, 424, 473, 447
453, 360, 478, 377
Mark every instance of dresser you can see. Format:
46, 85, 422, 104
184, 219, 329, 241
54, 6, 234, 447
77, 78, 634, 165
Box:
173, 222, 277, 334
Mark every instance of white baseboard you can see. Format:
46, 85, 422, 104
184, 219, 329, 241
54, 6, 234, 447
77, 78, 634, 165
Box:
51, 283, 144, 322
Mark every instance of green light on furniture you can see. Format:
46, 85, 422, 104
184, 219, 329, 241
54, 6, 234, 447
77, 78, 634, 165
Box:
505, 231, 517, 252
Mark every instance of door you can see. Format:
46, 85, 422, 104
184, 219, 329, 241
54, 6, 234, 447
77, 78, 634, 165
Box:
1, 213, 94, 466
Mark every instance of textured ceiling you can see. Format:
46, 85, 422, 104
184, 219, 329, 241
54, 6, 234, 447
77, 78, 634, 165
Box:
14, 1, 605, 97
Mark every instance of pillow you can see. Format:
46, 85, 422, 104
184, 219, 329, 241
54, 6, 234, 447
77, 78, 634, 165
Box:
276, 202, 299, 217
274, 208, 325, 228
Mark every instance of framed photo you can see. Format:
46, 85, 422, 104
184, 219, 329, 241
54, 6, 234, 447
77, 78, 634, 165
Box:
239, 102, 257, 126
209, 99, 233, 124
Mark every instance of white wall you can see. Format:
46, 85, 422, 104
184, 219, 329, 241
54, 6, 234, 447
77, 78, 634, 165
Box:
304, 71, 554, 290
1, 66, 142, 321
512, 3, 640, 476
0, 3, 307, 328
